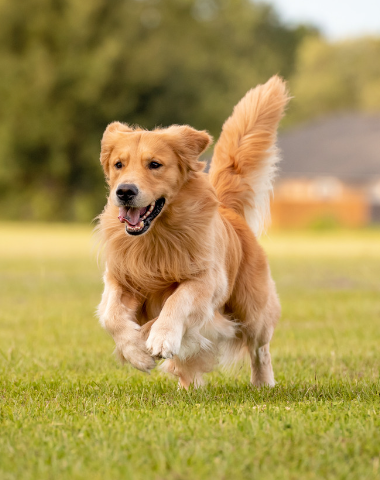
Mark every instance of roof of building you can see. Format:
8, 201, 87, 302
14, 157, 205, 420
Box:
278, 113, 380, 181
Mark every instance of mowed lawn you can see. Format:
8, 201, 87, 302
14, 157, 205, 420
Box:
0, 223, 379, 480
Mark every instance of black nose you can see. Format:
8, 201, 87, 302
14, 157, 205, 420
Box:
116, 184, 139, 203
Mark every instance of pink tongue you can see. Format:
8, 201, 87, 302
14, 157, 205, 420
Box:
126, 207, 141, 225
118, 206, 148, 226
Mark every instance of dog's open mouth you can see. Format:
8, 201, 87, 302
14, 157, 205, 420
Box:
118, 198, 165, 235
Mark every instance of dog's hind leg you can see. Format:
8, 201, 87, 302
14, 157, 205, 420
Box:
162, 351, 216, 389
248, 342, 275, 387
228, 247, 281, 387
246, 281, 280, 387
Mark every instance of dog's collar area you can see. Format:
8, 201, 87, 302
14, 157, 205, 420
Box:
118, 198, 166, 235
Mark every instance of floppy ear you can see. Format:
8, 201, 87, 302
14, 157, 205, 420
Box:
165, 125, 213, 173
100, 122, 133, 176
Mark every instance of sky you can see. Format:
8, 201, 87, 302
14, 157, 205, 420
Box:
265, 0, 380, 40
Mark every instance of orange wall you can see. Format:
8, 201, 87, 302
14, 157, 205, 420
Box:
271, 195, 370, 228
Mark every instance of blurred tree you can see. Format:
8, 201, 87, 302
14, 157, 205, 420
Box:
0, 0, 313, 220
286, 36, 380, 126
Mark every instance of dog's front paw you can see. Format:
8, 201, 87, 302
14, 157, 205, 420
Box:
146, 321, 183, 359
115, 329, 156, 373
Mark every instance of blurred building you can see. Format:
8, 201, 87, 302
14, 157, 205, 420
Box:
272, 114, 380, 228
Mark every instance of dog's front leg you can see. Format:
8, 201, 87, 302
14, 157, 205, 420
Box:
98, 270, 155, 372
146, 278, 215, 359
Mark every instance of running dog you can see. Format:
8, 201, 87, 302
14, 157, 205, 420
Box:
97, 76, 289, 388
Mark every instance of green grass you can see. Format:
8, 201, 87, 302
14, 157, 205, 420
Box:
1, 223, 379, 480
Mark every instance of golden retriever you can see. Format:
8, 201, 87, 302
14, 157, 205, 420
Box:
97, 76, 289, 388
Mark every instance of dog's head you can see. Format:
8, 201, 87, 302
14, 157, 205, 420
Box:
100, 122, 212, 236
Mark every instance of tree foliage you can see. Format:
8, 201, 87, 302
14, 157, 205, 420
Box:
286, 36, 380, 126
0, 0, 310, 220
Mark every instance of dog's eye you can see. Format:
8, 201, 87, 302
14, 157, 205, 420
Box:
148, 161, 162, 170
115, 161, 123, 169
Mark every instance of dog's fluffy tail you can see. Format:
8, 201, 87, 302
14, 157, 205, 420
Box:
209, 75, 290, 237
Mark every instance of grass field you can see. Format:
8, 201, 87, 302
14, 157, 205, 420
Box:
1, 223, 379, 480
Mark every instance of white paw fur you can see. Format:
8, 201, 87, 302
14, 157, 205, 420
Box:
115, 328, 155, 372
146, 320, 183, 359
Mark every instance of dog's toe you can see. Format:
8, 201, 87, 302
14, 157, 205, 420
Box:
146, 327, 181, 360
